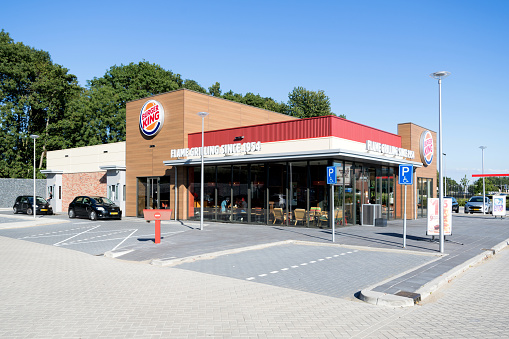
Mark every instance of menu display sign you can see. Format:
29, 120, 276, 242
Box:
427, 198, 452, 236
492, 195, 506, 217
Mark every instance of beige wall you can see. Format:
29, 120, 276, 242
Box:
46, 142, 125, 174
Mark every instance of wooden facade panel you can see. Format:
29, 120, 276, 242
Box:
397, 123, 437, 219
126, 91, 186, 217
125, 89, 296, 217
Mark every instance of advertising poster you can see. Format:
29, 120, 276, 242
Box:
492, 195, 506, 217
335, 163, 351, 185
427, 198, 452, 236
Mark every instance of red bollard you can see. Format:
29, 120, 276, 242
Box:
154, 212, 161, 244
143, 209, 172, 244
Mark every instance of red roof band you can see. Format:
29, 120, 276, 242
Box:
188, 115, 402, 148
472, 174, 509, 177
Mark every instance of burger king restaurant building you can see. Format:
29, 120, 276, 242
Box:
44, 89, 437, 227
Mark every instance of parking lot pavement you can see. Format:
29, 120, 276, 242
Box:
176, 243, 438, 299
1, 210, 509, 307
0, 210, 69, 229
0, 213, 195, 256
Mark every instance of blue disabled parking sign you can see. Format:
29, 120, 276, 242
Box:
399, 165, 413, 185
327, 166, 337, 184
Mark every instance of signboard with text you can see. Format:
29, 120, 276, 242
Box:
492, 195, 506, 217
427, 198, 452, 236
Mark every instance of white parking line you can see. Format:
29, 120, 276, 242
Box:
111, 229, 138, 252
53, 225, 101, 246
246, 251, 358, 281
19, 226, 92, 239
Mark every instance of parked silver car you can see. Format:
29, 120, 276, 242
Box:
464, 196, 492, 214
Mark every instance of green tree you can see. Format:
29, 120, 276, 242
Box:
208, 82, 222, 97
183, 79, 206, 93
473, 177, 499, 194
287, 86, 334, 118
460, 175, 470, 193
0, 30, 81, 178
61, 61, 184, 147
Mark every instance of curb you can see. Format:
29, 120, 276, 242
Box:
104, 249, 134, 258
150, 240, 295, 266
358, 290, 414, 307
416, 237, 509, 302
359, 237, 509, 307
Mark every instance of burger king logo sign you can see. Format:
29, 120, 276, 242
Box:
139, 100, 165, 137
420, 130, 434, 166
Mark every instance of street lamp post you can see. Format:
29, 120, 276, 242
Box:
480, 146, 487, 215
430, 71, 450, 254
30, 134, 39, 219
197, 112, 209, 231
443, 153, 447, 196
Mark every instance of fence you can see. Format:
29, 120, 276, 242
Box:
0, 178, 47, 208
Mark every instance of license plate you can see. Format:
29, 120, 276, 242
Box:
110, 212, 118, 215
41, 209, 47, 211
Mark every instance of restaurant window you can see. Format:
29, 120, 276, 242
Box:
217, 165, 232, 222
188, 167, 215, 220
418, 177, 433, 218
332, 161, 344, 228
344, 162, 355, 225
232, 165, 248, 223
309, 160, 328, 227
203, 166, 216, 220
250, 164, 266, 224
188, 167, 200, 220
268, 163, 287, 225
289, 161, 308, 226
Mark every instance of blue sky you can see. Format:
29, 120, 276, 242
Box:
3, 0, 508, 185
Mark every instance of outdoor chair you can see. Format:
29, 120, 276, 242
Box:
293, 209, 307, 225
273, 208, 286, 224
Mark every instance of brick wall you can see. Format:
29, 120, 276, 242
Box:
62, 172, 107, 211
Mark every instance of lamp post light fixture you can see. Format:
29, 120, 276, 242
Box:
197, 112, 209, 231
30, 134, 39, 219
479, 146, 487, 215
430, 71, 450, 253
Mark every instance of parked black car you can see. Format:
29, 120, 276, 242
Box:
68, 196, 122, 220
13, 196, 53, 215
445, 196, 459, 213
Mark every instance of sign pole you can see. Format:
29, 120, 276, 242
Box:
331, 184, 335, 243
399, 164, 413, 249
326, 166, 337, 243
403, 185, 407, 248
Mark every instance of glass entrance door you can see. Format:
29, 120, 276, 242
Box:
137, 177, 171, 217
147, 177, 159, 210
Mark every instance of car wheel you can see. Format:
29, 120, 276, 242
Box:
13, 207, 18, 214
89, 211, 97, 221
68, 209, 76, 218
27, 207, 33, 215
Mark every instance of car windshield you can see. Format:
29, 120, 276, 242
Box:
469, 197, 484, 202
27, 197, 47, 204
92, 197, 114, 205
